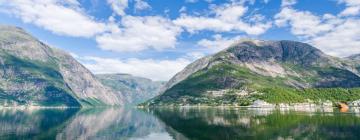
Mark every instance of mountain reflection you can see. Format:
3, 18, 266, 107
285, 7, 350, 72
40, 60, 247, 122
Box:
1, 107, 360, 140
0, 107, 173, 140
0, 108, 79, 140
151, 107, 360, 140
57, 107, 172, 140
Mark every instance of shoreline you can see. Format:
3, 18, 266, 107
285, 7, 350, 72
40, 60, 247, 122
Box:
0, 106, 80, 110
140, 99, 360, 109
0, 105, 124, 110
138, 104, 360, 114
138, 104, 360, 109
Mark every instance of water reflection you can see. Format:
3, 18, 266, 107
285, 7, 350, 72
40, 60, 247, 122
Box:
0, 108, 78, 140
57, 107, 172, 140
0, 108, 172, 140
0, 107, 360, 140
151, 107, 360, 140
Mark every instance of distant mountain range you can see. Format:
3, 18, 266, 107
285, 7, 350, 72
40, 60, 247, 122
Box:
0, 25, 124, 107
145, 39, 360, 106
96, 74, 165, 105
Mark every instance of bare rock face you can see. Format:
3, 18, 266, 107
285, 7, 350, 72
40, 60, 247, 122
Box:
53, 50, 124, 106
227, 40, 331, 66
0, 25, 123, 107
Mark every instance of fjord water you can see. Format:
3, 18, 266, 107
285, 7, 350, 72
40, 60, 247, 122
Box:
0, 108, 360, 140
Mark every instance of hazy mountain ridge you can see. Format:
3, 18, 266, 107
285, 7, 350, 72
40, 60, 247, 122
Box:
97, 74, 165, 105
346, 54, 360, 61
147, 40, 360, 106
0, 25, 123, 107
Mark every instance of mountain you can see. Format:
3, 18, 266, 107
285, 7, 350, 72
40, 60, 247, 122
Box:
347, 54, 360, 61
96, 74, 165, 105
146, 39, 360, 106
0, 25, 124, 107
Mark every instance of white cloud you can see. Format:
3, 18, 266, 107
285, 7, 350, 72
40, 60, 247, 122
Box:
173, 3, 271, 35
340, 6, 360, 16
107, 0, 128, 16
185, 52, 206, 60
338, 0, 360, 6
275, 8, 339, 38
96, 16, 182, 52
263, 0, 270, 3
215, 3, 248, 22
0, 0, 183, 53
179, 6, 187, 13
74, 56, 191, 81
134, 0, 151, 11
185, 0, 215, 3
185, 0, 198, 3
338, 0, 360, 16
310, 19, 360, 57
197, 34, 244, 53
281, 0, 297, 7
0, 0, 107, 37
275, 6, 360, 57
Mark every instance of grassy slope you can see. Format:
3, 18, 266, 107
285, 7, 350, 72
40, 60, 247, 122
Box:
0, 51, 81, 106
148, 63, 360, 106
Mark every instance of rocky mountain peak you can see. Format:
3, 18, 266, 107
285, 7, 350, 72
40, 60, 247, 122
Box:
0, 25, 33, 42
0, 24, 57, 62
225, 40, 328, 66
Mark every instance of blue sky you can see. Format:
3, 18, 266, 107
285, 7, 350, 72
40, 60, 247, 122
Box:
0, 0, 359, 81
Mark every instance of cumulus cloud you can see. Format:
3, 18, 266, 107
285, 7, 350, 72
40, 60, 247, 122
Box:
185, 0, 216, 3
173, 3, 272, 35
310, 19, 360, 57
0, 0, 106, 37
275, 6, 360, 57
338, 0, 360, 16
281, 0, 297, 7
74, 55, 191, 81
185, 0, 198, 3
0, 0, 182, 53
275, 8, 339, 38
185, 52, 206, 60
134, 0, 151, 11
197, 34, 244, 53
107, 0, 128, 16
96, 16, 182, 52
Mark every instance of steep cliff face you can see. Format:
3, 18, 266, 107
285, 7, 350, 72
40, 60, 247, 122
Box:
345, 54, 360, 76
147, 40, 360, 106
0, 25, 123, 107
97, 74, 165, 105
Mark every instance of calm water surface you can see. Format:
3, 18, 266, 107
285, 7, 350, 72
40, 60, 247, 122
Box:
0, 107, 360, 140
